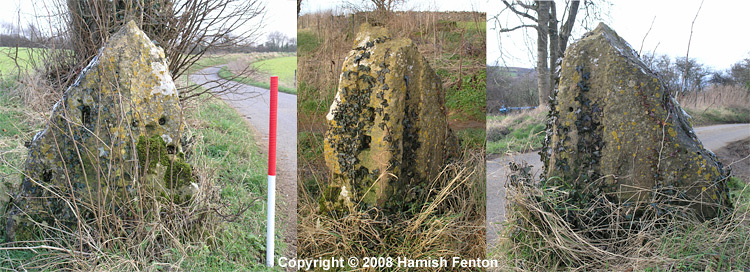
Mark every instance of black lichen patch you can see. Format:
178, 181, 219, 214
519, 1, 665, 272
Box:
323, 24, 458, 215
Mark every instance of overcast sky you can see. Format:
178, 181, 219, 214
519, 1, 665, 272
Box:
0, 0, 296, 45
488, 0, 750, 71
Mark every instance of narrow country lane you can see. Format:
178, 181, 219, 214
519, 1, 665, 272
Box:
190, 65, 298, 258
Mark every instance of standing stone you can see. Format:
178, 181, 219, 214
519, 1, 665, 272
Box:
321, 23, 458, 214
541, 23, 731, 220
5, 21, 195, 240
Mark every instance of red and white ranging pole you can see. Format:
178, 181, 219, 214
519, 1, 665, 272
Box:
266, 76, 278, 267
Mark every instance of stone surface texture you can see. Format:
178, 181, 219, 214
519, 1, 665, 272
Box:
541, 23, 731, 219
321, 23, 458, 214
6, 21, 195, 240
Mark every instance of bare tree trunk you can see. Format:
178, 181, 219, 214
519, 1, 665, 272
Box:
549, 1, 579, 105
548, 2, 559, 99
536, 1, 551, 107
297, 0, 302, 18
558, 0, 580, 52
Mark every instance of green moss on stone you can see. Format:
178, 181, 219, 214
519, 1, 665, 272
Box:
136, 135, 194, 203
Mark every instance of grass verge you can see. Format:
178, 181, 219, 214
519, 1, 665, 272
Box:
186, 52, 298, 95
685, 106, 750, 126
490, 163, 750, 271
486, 109, 546, 154
177, 94, 278, 270
218, 65, 297, 94
0, 80, 45, 220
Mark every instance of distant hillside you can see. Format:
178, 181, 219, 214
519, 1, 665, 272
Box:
487, 65, 539, 113
487, 66, 535, 78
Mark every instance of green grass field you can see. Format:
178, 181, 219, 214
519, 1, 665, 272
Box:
250, 56, 296, 84
218, 66, 297, 95
217, 54, 297, 95
0, 47, 47, 79
457, 20, 486, 32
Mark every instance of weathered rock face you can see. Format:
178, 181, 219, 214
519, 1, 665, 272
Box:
541, 23, 731, 220
6, 21, 195, 240
321, 23, 458, 214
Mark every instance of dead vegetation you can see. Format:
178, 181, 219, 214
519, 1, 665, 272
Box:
297, 10, 487, 266
491, 157, 750, 271
679, 84, 750, 126
0, 75, 234, 270
298, 149, 486, 270
297, 10, 486, 117
0, 53, 269, 269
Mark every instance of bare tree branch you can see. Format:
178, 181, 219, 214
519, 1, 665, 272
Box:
498, 24, 537, 32
502, 0, 538, 22
638, 16, 656, 56
39, 0, 268, 101
680, 0, 704, 96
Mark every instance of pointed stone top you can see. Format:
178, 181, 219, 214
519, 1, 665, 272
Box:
580, 22, 640, 61
592, 22, 615, 35
354, 23, 392, 48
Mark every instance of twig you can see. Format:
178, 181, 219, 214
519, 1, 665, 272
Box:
0, 245, 93, 256
679, 0, 704, 97
638, 16, 656, 56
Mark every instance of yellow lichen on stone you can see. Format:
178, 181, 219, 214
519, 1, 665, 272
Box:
5, 21, 194, 241
321, 23, 458, 214
542, 22, 730, 221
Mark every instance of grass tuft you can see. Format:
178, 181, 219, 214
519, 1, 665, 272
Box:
486, 108, 546, 154
491, 162, 750, 271
298, 149, 486, 269
0, 69, 277, 270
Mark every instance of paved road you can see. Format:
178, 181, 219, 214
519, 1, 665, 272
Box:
486, 123, 750, 247
190, 66, 298, 257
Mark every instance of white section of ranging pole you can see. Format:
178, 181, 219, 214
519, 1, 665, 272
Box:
266, 76, 278, 267
266, 175, 276, 266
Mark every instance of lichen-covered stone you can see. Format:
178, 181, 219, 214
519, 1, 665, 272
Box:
321, 23, 458, 214
541, 23, 731, 220
5, 21, 196, 240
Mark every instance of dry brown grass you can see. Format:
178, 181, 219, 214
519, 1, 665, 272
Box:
296, 9, 487, 270
0, 68, 256, 270
0, 98, 228, 271
486, 108, 547, 154
677, 85, 750, 126
679, 84, 749, 110
297, 10, 485, 114
490, 162, 750, 271
298, 149, 486, 270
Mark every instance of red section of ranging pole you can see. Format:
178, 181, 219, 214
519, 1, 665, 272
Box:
268, 76, 278, 175
266, 76, 278, 267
